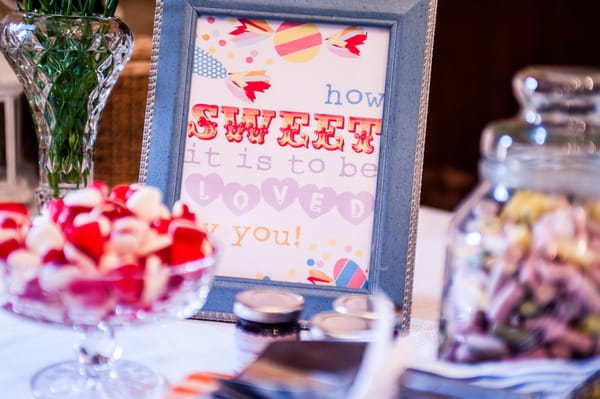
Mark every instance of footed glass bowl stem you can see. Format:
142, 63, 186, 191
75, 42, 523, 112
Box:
31, 323, 165, 399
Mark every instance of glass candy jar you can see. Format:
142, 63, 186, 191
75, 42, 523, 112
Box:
438, 66, 600, 363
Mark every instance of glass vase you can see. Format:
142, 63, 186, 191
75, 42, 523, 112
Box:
0, 11, 134, 208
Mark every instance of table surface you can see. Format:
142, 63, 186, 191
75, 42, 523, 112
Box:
0, 206, 452, 398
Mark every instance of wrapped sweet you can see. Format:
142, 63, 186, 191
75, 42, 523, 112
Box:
0, 182, 216, 326
439, 66, 600, 362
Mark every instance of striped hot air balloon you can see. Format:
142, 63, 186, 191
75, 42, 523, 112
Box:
306, 258, 368, 289
228, 19, 368, 62
333, 258, 368, 289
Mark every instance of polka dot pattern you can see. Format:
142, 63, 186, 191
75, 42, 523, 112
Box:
192, 47, 227, 79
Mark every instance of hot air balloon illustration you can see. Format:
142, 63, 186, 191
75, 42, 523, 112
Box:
324, 26, 368, 58
307, 269, 333, 285
229, 18, 273, 44
192, 47, 271, 102
306, 258, 368, 289
229, 19, 368, 63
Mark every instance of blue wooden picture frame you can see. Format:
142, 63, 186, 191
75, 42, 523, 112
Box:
140, 0, 437, 329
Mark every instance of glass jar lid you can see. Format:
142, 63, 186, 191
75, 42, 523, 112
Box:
479, 65, 600, 194
309, 311, 373, 341
514, 65, 600, 103
332, 294, 377, 320
233, 288, 304, 324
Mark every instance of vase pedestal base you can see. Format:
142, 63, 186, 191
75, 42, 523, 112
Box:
36, 181, 89, 210
0, 176, 34, 206
31, 360, 167, 399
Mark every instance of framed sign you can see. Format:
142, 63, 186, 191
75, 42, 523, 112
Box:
140, 0, 437, 328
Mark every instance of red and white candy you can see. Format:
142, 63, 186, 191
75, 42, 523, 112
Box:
0, 182, 215, 318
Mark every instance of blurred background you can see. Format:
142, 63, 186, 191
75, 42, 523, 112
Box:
422, 0, 600, 210
1, 0, 600, 211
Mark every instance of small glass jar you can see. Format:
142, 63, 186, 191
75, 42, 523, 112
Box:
233, 288, 304, 369
439, 66, 600, 363
333, 293, 403, 323
333, 294, 377, 320
309, 311, 374, 341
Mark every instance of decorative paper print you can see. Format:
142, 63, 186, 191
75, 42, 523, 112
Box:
180, 15, 389, 287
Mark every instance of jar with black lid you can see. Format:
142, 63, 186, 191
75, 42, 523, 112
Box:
439, 66, 600, 363
233, 288, 304, 369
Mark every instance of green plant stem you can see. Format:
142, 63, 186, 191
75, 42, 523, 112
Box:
16, 0, 119, 17
42, 51, 98, 195
23, 15, 118, 196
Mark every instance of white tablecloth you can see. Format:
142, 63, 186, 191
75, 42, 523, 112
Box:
0, 206, 453, 398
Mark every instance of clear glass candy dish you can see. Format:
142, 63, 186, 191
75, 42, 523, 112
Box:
0, 182, 217, 398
